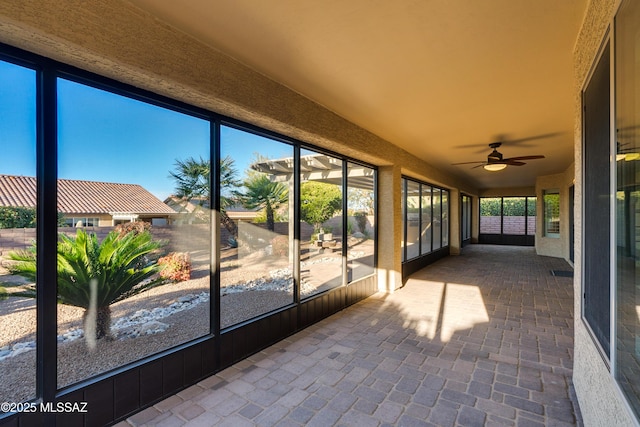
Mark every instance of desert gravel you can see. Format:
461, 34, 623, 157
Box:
0, 276, 295, 403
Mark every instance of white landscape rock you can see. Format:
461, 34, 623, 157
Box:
0, 266, 321, 361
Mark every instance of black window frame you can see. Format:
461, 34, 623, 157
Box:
401, 176, 450, 279
478, 196, 536, 246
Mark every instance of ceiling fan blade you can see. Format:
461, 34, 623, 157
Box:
503, 155, 545, 161
507, 132, 563, 144
471, 163, 487, 169
456, 132, 562, 153
451, 160, 486, 165
504, 160, 526, 166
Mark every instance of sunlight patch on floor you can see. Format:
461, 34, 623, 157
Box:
391, 279, 489, 342
440, 283, 489, 342
400, 280, 444, 339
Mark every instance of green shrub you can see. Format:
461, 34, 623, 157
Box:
0, 206, 35, 228
158, 252, 191, 282
0, 207, 66, 228
115, 220, 151, 237
9, 229, 165, 340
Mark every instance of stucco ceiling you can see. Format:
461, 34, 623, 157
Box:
128, 0, 587, 190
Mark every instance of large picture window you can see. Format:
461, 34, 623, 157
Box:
420, 185, 432, 255
479, 196, 536, 245
503, 197, 527, 235
543, 190, 560, 237
405, 180, 420, 260
401, 177, 449, 263
300, 149, 344, 298
347, 162, 376, 282
56, 77, 212, 389
220, 126, 294, 328
583, 41, 611, 358
461, 194, 472, 244
0, 59, 37, 404
615, 0, 640, 416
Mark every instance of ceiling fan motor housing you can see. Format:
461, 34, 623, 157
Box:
487, 142, 503, 162
488, 149, 503, 162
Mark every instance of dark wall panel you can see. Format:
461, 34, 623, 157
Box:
184, 345, 203, 385
346, 276, 377, 306
402, 247, 450, 280
14, 411, 43, 427
163, 353, 184, 394
55, 389, 84, 427
83, 380, 114, 427
114, 370, 140, 420
219, 332, 234, 368
235, 322, 259, 361
139, 360, 163, 406
202, 339, 217, 377
0, 418, 16, 427
479, 234, 534, 246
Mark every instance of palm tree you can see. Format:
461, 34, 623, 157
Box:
169, 156, 211, 200
240, 174, 288, 231
9, 229, 164, 340
170, 156, 240, 238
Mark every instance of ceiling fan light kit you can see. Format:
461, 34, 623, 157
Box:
617, 152, 640, 161
452, 140, 545, 171
484, 163, 508, 171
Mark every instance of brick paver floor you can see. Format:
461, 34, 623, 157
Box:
119, 245, 580, 426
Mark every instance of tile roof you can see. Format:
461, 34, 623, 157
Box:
0, 175, 176, 215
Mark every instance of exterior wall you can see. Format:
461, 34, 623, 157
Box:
97, 217, 112, 227
573, 0, 637, 425
480, 216, 536, 235
449, 188, 461, 255
59, 213, 112, 227
377, 165, 403, 291
535, 165, 574, 260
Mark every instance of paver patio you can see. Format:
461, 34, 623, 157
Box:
118, 244, 580, 426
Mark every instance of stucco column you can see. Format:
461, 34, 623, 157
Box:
449, 188, 461, 255
377, 165, 403, 292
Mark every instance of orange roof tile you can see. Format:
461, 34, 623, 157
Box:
0, 175, 176, 215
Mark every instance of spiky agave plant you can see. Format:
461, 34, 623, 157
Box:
9, 229, 165, 340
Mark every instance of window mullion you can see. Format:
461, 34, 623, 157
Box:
37, 64, 58, 405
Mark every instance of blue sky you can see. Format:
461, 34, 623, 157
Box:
0, 61, 37, 177
0, 60, 294, 200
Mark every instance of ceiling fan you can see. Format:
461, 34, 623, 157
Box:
617, 127, 640, 161
452, 142, 545, 171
